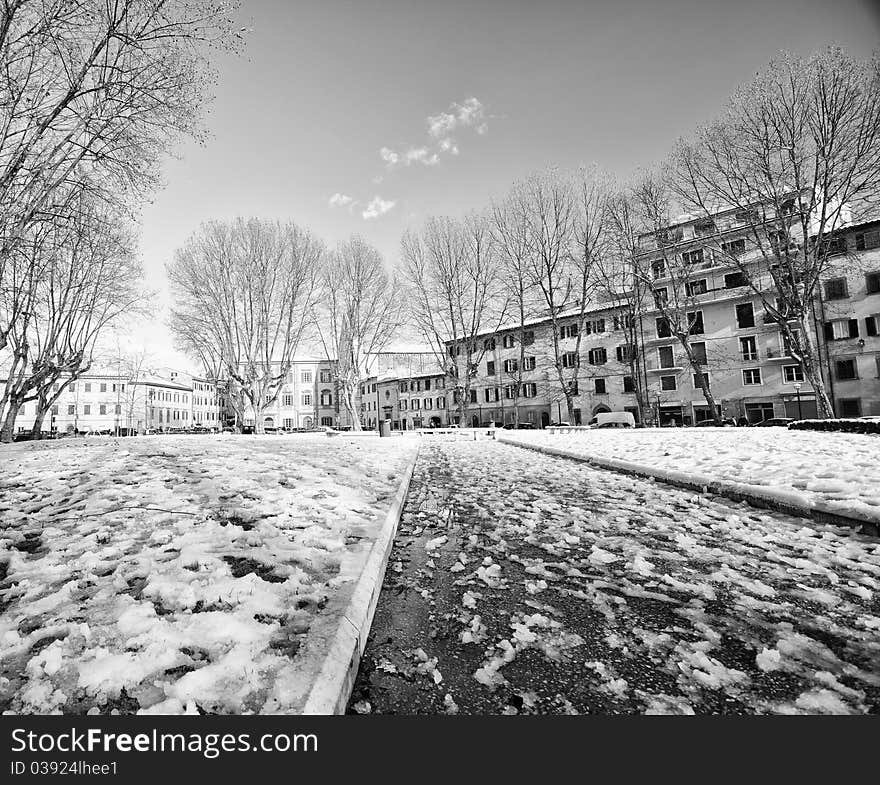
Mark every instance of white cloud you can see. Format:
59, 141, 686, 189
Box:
404, 147, 440, 166
427, 97, 488, 140
439, 137, 459, 154
328, 192, 354, 208
362, 195, 396, 220
379, 147, 399, 165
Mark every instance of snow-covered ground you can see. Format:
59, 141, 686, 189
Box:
502, 428, 880, 522
353, 441, 880, 715
0, 434, 417, 714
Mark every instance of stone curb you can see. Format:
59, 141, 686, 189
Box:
300, 442, 420, 714
496, 433, 880, 538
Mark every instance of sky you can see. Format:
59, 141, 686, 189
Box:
130, 0, 880, 370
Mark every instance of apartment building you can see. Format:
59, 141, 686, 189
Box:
239, 358, 351, 430
6, 370, 221, 435
817, 220, 880, 417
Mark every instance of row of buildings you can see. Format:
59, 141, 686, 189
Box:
356, 213, 880, 429
6, 358, 351, 436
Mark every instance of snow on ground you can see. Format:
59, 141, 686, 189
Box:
0, 434, 417, 715
503, 428, 880, 521
352, 440, 880, 715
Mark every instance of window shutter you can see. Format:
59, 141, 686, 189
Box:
848, 319, 859, 338
823, 321, 834, 341
867, 316, 878, 337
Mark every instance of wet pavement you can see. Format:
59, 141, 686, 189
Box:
347, 439, 880, 715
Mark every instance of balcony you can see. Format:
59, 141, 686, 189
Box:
647, 364, 684, 374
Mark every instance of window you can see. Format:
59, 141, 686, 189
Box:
69, 383, 76, 392
651, 259, 666, 279
85, 383, 92, 392
282, 394, 292, 406
83, 405, 91, 415
584, 318, 606, 335
570, 380, 579, 396
690, 342, 707, 364
616, 344, 634, 363
425, 379, 431, 391
655, 317, 672, 338
486, 361, 495, 376
559, 323, 579, 340
320, 370, 331, 383
469, 389, 477, 404
483, 337, 496, 351
839, 398, 862, 417
522, 356, 536, 371
502, 359, 518, 373
692, 372, 709, 389
724, 271, 748, 289
413, 399, 421, 410
856, 231, 880, 252
623, 376, 635, 393
99, 404, 106, 415
522, 331, 535, 346
658, 346, 675, 369
686, 279, 707, 296
721, 239, 746, 258
736, 302, 755, 329
835, 359, 858, 381
660, 375, 677, 391
613, 314, 633, 331
743, 368, 762, 385
437, 397, 446, 409
100, 383, 107, 393
681, 248, 704, 266
301, 371, 312, 384
694, 220, 716, 237
740, 336, 758, 361
819, 236, 846, 257
562, 351, 579, 368
653, 287, 668, 308
865, 271, 880, 294
302, 393, 312, 406
425, 398, 433, 409
522, 383, 537, 398
115, 404, 121, 415
399, 381, 408, 393
400, 399, 408, 410
321, 417, 334, 427
595, 378, 606, 394
824, 277, 849, 300
867, 316, 878, 336
51, 405, 59, 416
687, 310, 704, 335
502, 334, 516, 349
587, 347, 607, 365
783, 365, 804, 383
503, 385, 516, 400
68, 404, 75, 415
823, 319, 860, 341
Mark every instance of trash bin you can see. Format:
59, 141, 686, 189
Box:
379, 419, 391, 437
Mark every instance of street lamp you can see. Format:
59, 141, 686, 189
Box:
793, 382, 803, 420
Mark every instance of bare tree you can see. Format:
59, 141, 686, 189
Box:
669, 47, 880, 418
313, 236, 402, 430
402, 213, 507, 426
0, 0, 241, 354
628, 172, 724, 425
491, 194, 541, 426
167, 218, 322, 433
0, 197, 142, 441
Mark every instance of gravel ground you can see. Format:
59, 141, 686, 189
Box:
348, 439, 880, 715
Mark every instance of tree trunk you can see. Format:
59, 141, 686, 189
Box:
341, 380, 361, 431
31, 398, 50, 438
791, 319, 834, 419
0, 396, 21, 442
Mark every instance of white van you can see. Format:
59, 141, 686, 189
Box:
588, 411, 636, 429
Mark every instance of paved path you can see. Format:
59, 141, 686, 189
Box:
348, 439, 880, 715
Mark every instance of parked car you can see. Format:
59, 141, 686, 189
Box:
548, 421, 571, 427
858, 415, 880, 422
695, 418, 737, 427
755, 417, 795, 427
588, 411, 636, 429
